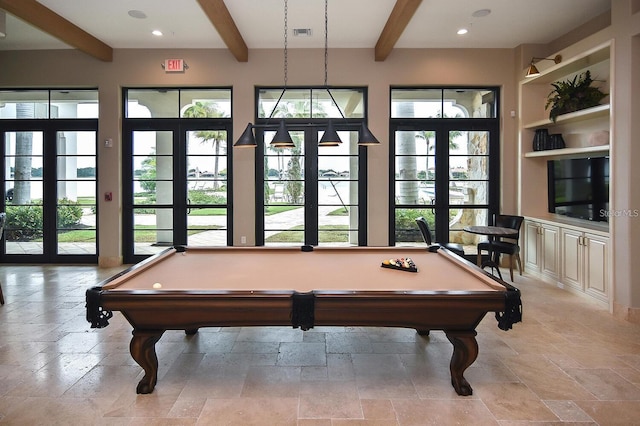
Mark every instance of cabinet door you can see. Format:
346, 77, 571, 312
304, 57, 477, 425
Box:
541, 224, 559, 280
584, 234, 609, 302
524, 221, 541, 272
561, 229, 583, 290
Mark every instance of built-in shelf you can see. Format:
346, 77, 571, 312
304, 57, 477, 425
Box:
524, 145, 610, 158
523, 104, 610, 129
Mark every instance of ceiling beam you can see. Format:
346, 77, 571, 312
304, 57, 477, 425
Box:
374, 0, 422, 61
0, 0, 113, 62
197, 0, 248, 62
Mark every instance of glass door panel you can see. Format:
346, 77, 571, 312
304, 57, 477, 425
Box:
55, 131, 97, 255
449, 129, 492, 250
317, 130, 359, 246
4, 131, 44, 255
394, 129, 437, 245
264, 130, 305, 246
132, 130, 173, 255
186, 129, 228, 246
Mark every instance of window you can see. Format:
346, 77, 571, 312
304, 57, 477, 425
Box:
255, 87, 369, 246
0, 89, 98, 119
0, 89, 99, 262
390, 87, 499, 251
122, 88, 232, 262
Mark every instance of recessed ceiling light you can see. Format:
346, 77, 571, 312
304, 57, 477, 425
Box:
128, 10, 147, 19
457, 28, 468, 35
152, 30, 163, 37
472, 9, 491, 18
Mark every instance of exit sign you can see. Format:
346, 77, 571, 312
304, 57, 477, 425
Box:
164, 59, 185, 72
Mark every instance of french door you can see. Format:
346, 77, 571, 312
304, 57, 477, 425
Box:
391, 119, 499, 248
1, 122, 98, 263
256, 126, 367, 246
122, 120, 231, 264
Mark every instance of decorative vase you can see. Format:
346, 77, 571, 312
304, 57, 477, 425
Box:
533, 129, 549, 151
549, 134, 565, 150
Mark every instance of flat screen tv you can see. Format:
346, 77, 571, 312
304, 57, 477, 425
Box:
547, 157, 609, 222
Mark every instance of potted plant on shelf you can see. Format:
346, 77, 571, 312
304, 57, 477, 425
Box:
545, 70, 607, 122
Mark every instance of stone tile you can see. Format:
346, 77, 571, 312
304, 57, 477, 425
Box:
392, 398, 498, 425
575, 400, 640, 425
198, 397, 298, 425
299, 381, 362, 419
1, 264, 640, 424
564, 368, 640, 400
544, 400, 595, 422
474, 382, 559, 421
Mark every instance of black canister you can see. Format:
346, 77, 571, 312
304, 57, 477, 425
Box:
549, 134, 566, 149
533, 129, 549, 151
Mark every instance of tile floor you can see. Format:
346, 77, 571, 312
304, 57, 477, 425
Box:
1, 264, 640, 425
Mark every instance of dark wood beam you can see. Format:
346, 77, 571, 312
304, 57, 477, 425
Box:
0, 0, 113, 62
197, 0, 248, 62
375, 0, 422, 61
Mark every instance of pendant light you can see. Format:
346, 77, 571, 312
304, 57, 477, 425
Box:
270, 119, 295, 148
233, 0, 379, 148
267, 0, 294, 148
234, 122, 258, 148
318, 120, 341, 146
318, 0, 343, 147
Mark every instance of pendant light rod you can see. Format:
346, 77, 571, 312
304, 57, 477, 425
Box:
234, 0, 379, 148
266, 0, 295, 148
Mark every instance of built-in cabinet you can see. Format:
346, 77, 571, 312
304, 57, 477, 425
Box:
525, 218, 609, 303
560, 229, 609, 302
524, 220, 559, 282
518, 41, 612, 306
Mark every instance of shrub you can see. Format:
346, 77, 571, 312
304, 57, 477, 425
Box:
395, 208, 435, 231
187, 190, 226, 205
5, 198, 83, 241
57, 198, 84, 228
5, 203, 44, 240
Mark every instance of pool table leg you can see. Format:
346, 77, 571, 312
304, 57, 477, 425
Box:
445, 330, 478, 396
130, 329, 164, 394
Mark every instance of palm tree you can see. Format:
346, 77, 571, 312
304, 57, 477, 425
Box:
396, 103, 418, 204
13, 103, 35, 204
182, 102, 226, 190
267, 97, 329, 204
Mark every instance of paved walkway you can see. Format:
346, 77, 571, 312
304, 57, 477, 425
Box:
4, 206, 351, 256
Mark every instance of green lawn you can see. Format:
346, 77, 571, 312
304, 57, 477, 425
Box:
265, 205, 302, 215
57, 225, 223, 243
265, 225, 349, 243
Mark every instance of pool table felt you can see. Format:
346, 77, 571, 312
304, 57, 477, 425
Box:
103, 246, 505, 293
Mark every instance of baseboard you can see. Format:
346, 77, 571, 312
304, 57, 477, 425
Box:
98, 256, 123, 268
613, 302, 640, 324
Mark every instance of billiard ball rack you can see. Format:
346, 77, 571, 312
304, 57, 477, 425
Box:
381, 257, 418, 272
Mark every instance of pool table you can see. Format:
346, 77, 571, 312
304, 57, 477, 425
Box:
86, 245, 521, 396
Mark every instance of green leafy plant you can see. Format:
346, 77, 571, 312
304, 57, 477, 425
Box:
5, 199, 83, 241
545, 70, 607, 122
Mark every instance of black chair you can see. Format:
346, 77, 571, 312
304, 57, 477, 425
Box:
415, 217, 465, 257
0, 212, 5, 305
476, 214, 524, 281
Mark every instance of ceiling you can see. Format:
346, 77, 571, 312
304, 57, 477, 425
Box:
0, 0, 611, 62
